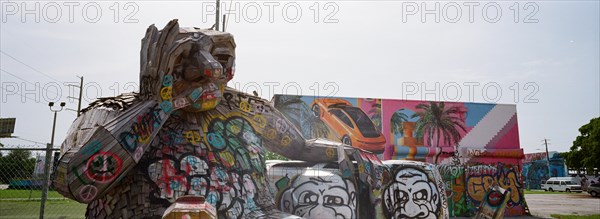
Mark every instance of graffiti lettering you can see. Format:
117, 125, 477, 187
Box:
118, 107, 162, 152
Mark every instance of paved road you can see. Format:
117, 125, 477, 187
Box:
525, 193, 600, 218
452, 193, 599, 219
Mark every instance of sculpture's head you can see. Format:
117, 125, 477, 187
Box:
139, 19, 236, 112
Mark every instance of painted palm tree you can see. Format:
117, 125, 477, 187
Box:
273, 95, 305, 124
273, 95, 330, 139
369, 102, 382, 133
390, 109, 409, 135
411, 102, 466, 163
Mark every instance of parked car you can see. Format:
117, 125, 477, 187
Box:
541, 177, 582, 192
587, 183, 600, 197
311, 98, 386, 153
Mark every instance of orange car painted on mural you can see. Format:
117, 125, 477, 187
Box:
311, 98, 386, 153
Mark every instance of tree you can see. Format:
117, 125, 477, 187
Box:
412, 102, 466, 164
0, 150, 36, 183
566, 117, 600, 174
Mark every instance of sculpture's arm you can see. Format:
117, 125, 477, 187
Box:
220, 88, 349, 163
53, 98, 170, 203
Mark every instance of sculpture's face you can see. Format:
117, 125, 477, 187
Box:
384, 167, 440, 219
279, 174, 356, 219
172, 33, 235, 112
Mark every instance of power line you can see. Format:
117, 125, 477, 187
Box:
0, 84, 43, 103
0, 85, 77, 116
15, 136, 47, 145
0, 50, 62, 83
0, 68, 65, 99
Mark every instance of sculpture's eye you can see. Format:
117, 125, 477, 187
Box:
299, 191, 319, 205
413, 189, 429, 202
214, 54, 234, 80
323, 195, 344, 206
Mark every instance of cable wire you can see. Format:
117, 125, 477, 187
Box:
1, 68, 65, 99
0, 50, 62, 83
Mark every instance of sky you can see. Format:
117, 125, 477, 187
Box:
0, 0, 598, 155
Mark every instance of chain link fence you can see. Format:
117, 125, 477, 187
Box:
0, 148, 86, 219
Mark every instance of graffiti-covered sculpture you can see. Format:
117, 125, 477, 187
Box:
52, 19, 353, 218
382, 160, 449, 219
278, 171, 357, 218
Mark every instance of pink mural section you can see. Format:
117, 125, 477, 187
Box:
381, 99, 523, 165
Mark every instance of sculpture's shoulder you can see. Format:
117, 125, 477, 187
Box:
223, 87, 269, 104
81, 92, 141, 114
220, 87, 275, 114
60, 93, 142, 159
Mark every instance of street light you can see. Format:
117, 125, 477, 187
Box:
39, 102, 65, 219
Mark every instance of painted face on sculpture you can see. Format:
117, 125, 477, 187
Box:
279, 174, 356, 219
172, 38, 235, 112
383, 167, 440, 219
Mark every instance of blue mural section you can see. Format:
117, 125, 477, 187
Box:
521, 152, 566, 189
464, 103, 495, 127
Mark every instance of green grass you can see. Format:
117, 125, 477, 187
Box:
0, 189, 86, 219
551, 214, 600, 219
0, 189, 66, 200
0, 200, 87, 219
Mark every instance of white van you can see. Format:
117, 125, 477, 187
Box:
541, 177, 582, 192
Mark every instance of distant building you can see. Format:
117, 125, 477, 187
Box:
521, 151, 567, 189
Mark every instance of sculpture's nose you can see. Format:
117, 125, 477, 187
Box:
184, 50, 223, 82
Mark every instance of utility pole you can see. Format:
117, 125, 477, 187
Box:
67, 76, 84, 116
222, 14, 227, 32
215, 0, 220, 31
77, 76, 83, 116
543, 138, 551, 177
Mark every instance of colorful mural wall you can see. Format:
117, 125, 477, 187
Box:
273, 95, 527, 217
521, 151, 566, 189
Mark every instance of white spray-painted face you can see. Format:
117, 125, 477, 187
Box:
383, 167, 440, 219
279, 173, 356, 219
